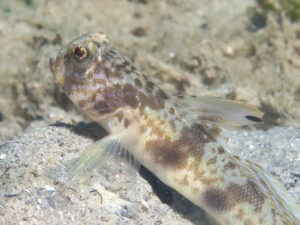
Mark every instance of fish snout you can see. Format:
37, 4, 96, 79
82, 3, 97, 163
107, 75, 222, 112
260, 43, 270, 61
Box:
49, 51, 65, 87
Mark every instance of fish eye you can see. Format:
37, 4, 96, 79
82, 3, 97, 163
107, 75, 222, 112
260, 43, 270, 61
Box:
73, 45, 89, 60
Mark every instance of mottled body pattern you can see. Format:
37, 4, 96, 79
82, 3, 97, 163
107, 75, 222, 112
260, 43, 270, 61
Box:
50, 32, 300, 225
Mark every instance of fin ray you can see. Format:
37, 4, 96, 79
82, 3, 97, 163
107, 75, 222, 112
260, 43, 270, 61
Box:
67, 133, 122, 176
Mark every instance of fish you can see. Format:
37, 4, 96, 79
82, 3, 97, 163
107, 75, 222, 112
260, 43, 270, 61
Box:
49, 32, 300, 225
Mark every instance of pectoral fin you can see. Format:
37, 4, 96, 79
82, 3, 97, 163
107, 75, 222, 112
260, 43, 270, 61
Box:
67, 133, 126, 176
171, 95, 263, 127
67, 133, 140, 178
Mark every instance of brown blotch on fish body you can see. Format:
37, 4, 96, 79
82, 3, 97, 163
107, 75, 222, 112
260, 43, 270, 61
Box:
204, 181, 264, 212
78, 91, 98, 108
124, 118, 130, 128
236, 208, 245, 220
148, 141, 189, 168
117, 58, 136, 74
113, 111, 131, 128
200, 122, 221, 140
201, 177, 219, 185
206, 156, 217, 166
204, 188, 229, 211
232, 181, 265, 211
122, 84, 139, 108
115, 111, 124, 122
146, 81, 155, 93
103, 66, 123, 79
91, 84, 140, 116
100, 48, 137, 79
146, 123, 209, 169
139, 90, 166, 110
169, 119, 176, 131
155, 89, 168, 100
134, 78, 143, 88
177, 174, 189, 186
93, 100, 112, 114
62, 68, 89, 95
223, 162, 236, 171
191, 163, 205, 181
218, 146, 225, 154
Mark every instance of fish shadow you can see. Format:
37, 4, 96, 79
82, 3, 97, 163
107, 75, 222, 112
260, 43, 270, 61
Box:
51, 121, 107, 141
139, 166, 210, 225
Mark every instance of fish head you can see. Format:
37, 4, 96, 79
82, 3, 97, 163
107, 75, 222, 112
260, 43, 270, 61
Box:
49, 32, 158, 121
50, 32, 109, 96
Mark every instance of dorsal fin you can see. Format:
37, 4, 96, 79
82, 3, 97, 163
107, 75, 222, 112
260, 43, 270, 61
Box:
171, 95, 264, 127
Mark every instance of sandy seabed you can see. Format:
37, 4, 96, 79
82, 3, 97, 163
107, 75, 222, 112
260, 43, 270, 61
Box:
0, 0, 300, 224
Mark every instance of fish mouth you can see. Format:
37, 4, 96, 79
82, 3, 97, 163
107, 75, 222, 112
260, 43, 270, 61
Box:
49, 52, 65, 87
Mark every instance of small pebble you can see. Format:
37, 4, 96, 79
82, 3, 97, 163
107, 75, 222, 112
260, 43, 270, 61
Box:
131, 27, 147, 37
44, 185, 55, 192
0, 153, 6, 159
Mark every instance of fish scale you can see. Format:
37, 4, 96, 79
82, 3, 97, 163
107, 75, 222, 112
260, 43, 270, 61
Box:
50, 32, 300, 225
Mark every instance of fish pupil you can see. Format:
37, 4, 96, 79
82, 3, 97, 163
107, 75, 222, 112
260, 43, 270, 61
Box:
74, 46, 87, 59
